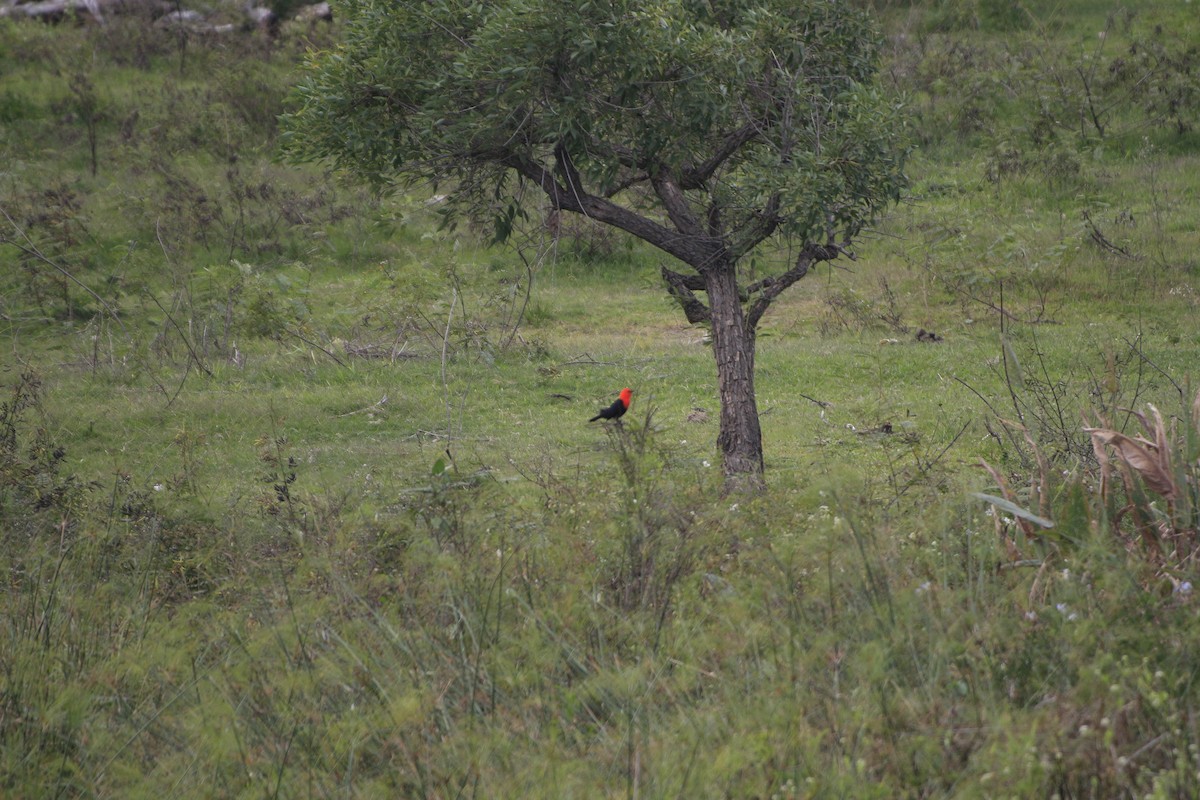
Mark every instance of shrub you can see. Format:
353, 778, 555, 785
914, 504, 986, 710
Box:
979, 388, 1200, 589
1084, 391, 1200, 578
0, 370, 92, 537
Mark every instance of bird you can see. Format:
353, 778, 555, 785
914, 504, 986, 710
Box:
589, 388, 632, 422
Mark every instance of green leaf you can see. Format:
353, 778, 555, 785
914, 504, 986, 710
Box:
971, 492, 1055, 529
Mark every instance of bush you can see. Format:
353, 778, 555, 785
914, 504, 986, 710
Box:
0, 370, 92, 535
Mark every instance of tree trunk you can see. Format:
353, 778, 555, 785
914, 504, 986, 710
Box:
704, 263, 765, 492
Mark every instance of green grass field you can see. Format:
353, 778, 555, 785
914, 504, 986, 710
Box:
3, 2, 1200, 797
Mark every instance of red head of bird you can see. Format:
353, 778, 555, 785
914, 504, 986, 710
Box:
619, 388, 633, 409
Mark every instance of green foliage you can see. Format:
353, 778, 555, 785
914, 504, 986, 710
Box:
282, 0, 908, 247
890, 4, 1200, 157
0, 370, 91, 530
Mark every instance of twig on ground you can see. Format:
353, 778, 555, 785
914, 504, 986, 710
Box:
336, 395, 389, 417
284, 327, 347, 368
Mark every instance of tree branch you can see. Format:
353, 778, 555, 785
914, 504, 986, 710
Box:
553, 143, 586, 208
652, 172, 703, 235
602, 170, 651, 198
745, 242, 849, 330
728, 192, 782, 259
706, 202, 724, 239
680, 122, 763, 189
502, 152, 718, 269
668, 271, 707, 292
661, 264, 711, 325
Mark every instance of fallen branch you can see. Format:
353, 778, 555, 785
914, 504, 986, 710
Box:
0, 206, 125, 331
336, 395, 389, 417
284, 327, 347, 368
1083, 210, 1138, 260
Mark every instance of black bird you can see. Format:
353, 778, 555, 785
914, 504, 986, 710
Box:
589, 388, 632, 422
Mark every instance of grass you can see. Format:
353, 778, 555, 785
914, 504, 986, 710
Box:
3, 2, 1200, 797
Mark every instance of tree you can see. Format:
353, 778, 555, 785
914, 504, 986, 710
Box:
282, 0, 908, 491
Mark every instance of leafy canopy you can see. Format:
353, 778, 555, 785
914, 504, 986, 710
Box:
283, 0, 907, 254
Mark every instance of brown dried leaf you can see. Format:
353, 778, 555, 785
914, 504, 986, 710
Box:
1088, 428, 1176, 498
1083, 425, 1112, 502
979, 458, 1013, 500
1149, 403, 1172, 483
1019, 425, 1051, 520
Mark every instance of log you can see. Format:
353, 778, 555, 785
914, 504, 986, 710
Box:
294, 2, 330, 22
1, 0, 329, 26
0, 0, 107, 22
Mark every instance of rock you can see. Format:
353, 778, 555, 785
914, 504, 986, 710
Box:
0, 0, 109, 22
294, 1, 329, 22
246, 4, 274, 29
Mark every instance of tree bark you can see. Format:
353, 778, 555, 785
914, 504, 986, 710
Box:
704, 262, 765, 492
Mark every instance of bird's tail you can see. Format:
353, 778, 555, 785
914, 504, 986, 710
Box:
588, 414, 602, 422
